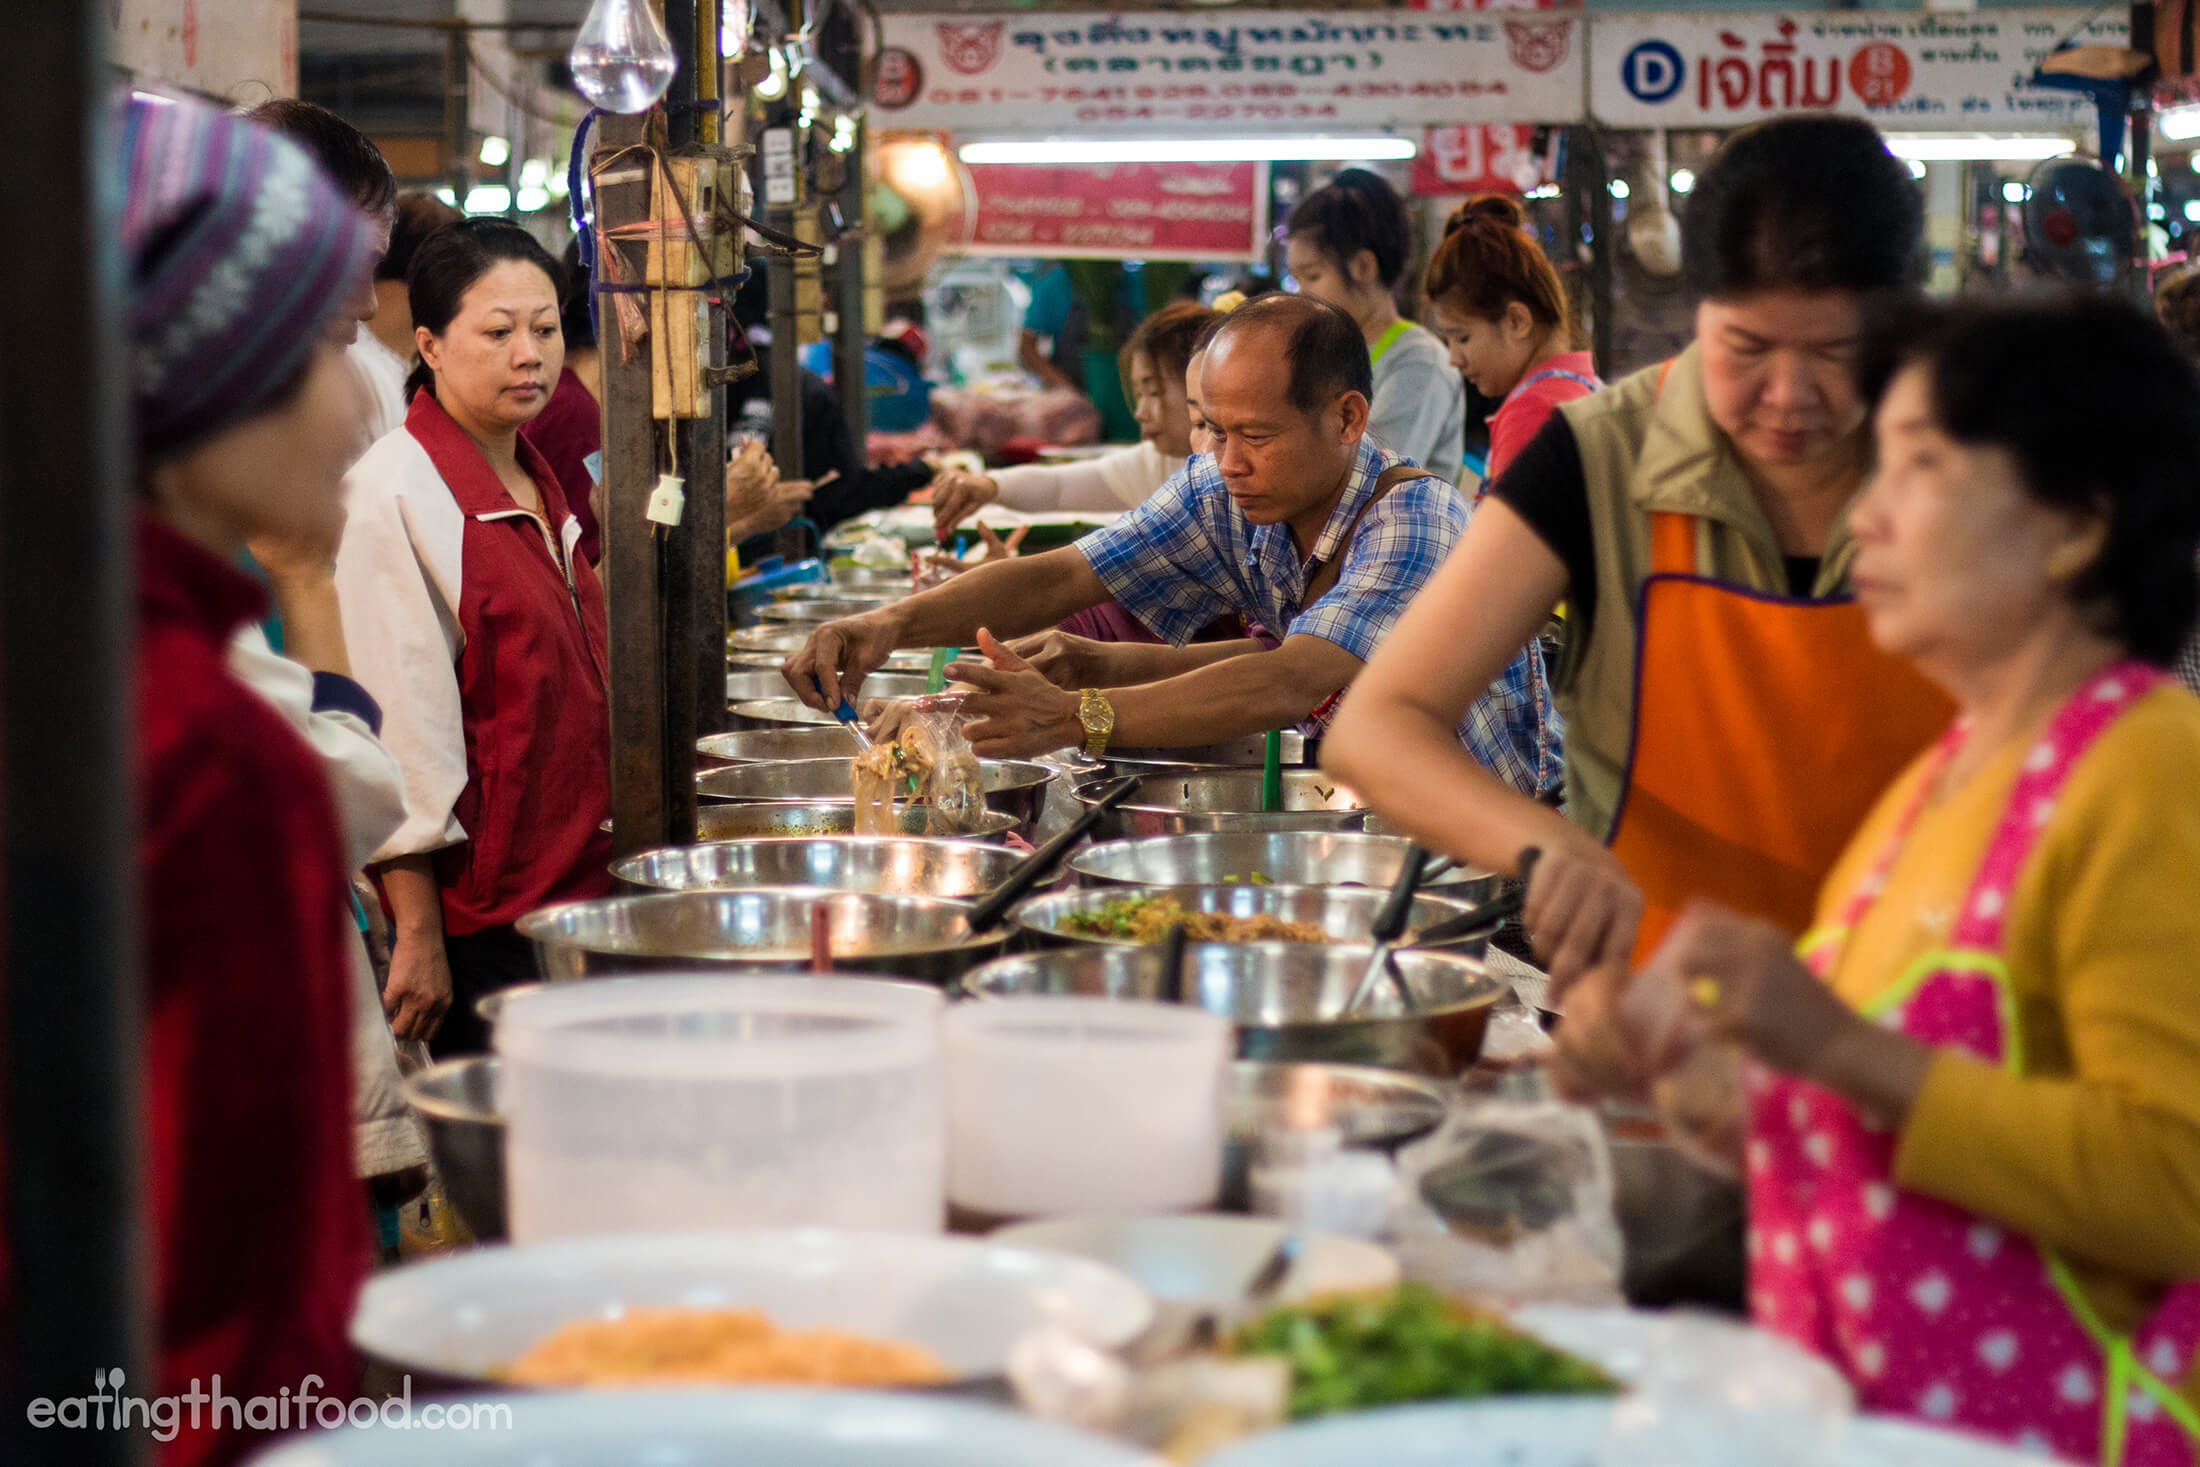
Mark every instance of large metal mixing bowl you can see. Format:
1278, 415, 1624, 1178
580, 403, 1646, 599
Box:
830, 563, 916, 592
757, 596, 899, 624
769, 583, 902, 604
1068, 832, 1500, 904
725, 670, 928, 706
613, 837, 1029, 899
1057, 731, 1310, 774
1071, 770, 1368, 839
695, 757, 1054, 836
1222, 1060, 1450, 1212
698, 726, 864, 763
726, 698, 848, 731
691, 802, 1019, 842
959, 942, 1505, 1076
401, 1056, 505, 1242
1009, 883, 1489, 956
518, 889, 1010, 986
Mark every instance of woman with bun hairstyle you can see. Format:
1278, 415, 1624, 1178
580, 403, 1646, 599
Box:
1285, 168, 1466, 485
1427, 194, 1601, 484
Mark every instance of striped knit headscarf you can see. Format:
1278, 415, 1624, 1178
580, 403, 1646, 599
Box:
120, 93, 376, 460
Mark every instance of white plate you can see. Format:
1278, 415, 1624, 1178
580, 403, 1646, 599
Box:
247, 1388, 1162, 1466
350, 1229, 1153, 1384
990, 1216, 1398, 1308
1201, 1399, 2046, 1467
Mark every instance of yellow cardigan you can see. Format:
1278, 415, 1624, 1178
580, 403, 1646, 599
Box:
1815, 683, 2200, 1345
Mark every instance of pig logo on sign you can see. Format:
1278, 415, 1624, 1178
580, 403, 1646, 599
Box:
1505, 19, 1571, 75
937, 22, 1005, 76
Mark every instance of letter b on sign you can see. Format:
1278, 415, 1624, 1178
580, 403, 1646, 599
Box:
1621, 40, 1684, 105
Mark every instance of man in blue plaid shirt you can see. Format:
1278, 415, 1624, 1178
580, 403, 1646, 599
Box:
786, 294, 1561, 799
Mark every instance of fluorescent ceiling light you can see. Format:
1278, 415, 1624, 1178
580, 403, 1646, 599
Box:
516, 186, 552, 213
1882, 134, 2077, 162
1908, 159, 1929, 179
519, 157, 550, 188
958, 136, 1415, 165
434, 187, 458, 207
2163, 105, 2200, 142
2001, 179, 2029, 204
464, 185, 512, 214
1609, 178, 1631, 199
1668, 168, 1695, 195
478, 135, 511, 167
2184, 199, 2200, 223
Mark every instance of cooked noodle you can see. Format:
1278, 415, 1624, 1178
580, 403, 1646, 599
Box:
848, 705, 986, 836
504, 1306, 951, 1388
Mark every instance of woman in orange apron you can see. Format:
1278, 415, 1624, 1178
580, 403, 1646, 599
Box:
1557, 295, 2200, 1465
1324, 115, 1949, 994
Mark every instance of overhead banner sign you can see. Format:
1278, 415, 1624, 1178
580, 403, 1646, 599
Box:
961, 161, 1268, 260
1590, 11, 2126, 129
871, 10, 1586, 133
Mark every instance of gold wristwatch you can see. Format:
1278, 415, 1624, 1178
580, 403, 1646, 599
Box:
1078, 688, 1117, 757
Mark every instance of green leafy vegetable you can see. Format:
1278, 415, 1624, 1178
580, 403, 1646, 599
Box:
1230, 1285, 1613, 1419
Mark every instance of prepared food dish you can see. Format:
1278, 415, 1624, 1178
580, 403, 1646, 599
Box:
504, 1306, 951, 1388
1061, 895, 1329, 944
1228, 1285, 1612, 1419
850, 706, 985, 836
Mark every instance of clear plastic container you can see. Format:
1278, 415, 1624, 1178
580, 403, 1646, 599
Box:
495, 975, 945, 1241
945, 996, 1230, 1223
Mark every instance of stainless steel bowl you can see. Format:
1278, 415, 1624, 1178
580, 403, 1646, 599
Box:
697, 726, 866, 763
959, 942, 1505, 1076
695, 757, 1054, 836
613, 837, 1029, 899
770, 583, 901, 604
830, 563, 916, 591
728, 646, 942, 674
1071, 770, 1367, 839
725, 670, 929, 706
518, 889, 1010, 986
692, 801, 1019, 842
726, 698, 846, 731
401, 1056, 505, 1242
1059, 732, 1311, 773
1009, 883, 1490, 956
1222, 1060, 1450, 1212
756, 596, 899, 624
1068, 832, 1500, 903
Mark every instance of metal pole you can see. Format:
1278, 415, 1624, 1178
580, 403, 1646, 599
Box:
679, 0, 731, 740
766, 121, 807, 561
1565, 125, 1616, 376
0, 3, 149, 1462
833, 115, 871, 450
596, 112, 680, 856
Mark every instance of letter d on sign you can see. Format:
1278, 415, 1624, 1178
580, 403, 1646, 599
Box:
1622, 39, 1685, 105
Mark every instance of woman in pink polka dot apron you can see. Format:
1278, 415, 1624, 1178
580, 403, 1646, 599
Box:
1752, 663, 2200, 1465
1550, 296, 2200, 1465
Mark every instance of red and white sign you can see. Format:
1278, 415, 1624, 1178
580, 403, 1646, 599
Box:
1412, 124, 1545, 196
112, 0, 297, 97
1590, 10, 2125, 129
960, 161, 1268, 261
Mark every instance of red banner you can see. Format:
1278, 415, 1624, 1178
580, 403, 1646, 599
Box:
1411, 125, 1546, 196
960, 161, 1268, 261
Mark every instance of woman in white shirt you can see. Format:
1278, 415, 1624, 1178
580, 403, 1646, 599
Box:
1284, 168, 1465, 486
930, 300, 1220, 535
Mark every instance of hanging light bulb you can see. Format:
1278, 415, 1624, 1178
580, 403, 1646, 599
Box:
569, 0, 678, 114
755, 46, 788, 100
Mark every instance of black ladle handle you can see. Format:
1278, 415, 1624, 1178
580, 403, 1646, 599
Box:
1407, 846, 1541, 949
965, 775, 1143, 933
1371, 843, 1432, 946
1156, 919, 1190, 1004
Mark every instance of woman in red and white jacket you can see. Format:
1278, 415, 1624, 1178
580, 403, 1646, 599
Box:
336, 219, 611, 1056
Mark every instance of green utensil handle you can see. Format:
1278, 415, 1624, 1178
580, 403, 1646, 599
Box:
926, 645, 953, 693
1260, 729, 1283, 813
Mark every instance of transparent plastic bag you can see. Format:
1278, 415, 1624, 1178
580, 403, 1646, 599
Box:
1387, 1073, 1624, 1307
859, 695, 985, 834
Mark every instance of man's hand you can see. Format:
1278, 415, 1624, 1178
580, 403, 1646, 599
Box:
381, 929, 454, 1044
248, 515, 345, 587
947, 628, 1083, 758
783, 609, 903, 711
930, 470, 1001, 538
1004, 628, 1111, 689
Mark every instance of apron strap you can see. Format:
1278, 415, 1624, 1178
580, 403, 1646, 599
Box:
1369, 319, 1414, 365
1518, 366, 1601, 395
1947, 661, 2165, 950
1648, 510, 1698, 576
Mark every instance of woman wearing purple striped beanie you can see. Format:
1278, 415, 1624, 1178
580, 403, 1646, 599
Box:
118, 91, 381, 1467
